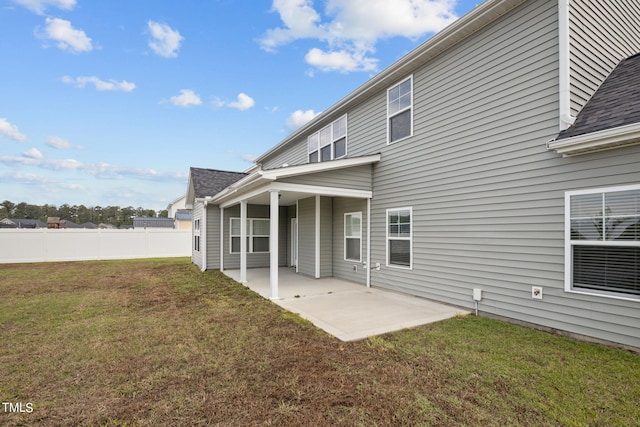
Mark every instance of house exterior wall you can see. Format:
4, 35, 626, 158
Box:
261, 139, 307, 170
205, 204, 221, 269
320, 197, 333, 278
252, 0, 640, 348
278, 164, 373, 191
191, 202, 204, 269
568, 0, 640, 116
297, 197, 316, 277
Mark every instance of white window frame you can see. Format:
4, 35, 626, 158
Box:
386, 207, 413, 269
307, 115, 348, 163
387, 75, 413, 145
194, 219, 201, 252
230, 217, 270, 254
344, 211, 362, 262
565, 184, 640, 301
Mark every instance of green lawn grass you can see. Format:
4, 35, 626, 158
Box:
1, 258, 638, 426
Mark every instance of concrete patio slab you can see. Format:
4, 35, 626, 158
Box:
223, 268, 469, 341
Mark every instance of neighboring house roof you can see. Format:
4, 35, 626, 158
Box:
80, 222, 98, 229
133, 217, 175, 228
175, 211, 192, 221
186, 167, 247, 206
1, 218, 47, 228
557, 52, 640, 140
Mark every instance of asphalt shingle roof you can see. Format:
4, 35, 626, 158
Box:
557, 52, 640, 140
189, 167, 247, 199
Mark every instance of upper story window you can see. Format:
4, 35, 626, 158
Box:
566, 185, 640, 300
387, 76, 413, 144
308, 115, 347, 163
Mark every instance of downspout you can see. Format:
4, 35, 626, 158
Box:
558, 0, 576, 131
220, 206, 224, 272
366, 197, 371, 288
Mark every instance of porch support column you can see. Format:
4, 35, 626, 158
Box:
315, 195, 321, 279
269, 190, 279, 300
219, 206, 224, 272
240, 200, 247, 283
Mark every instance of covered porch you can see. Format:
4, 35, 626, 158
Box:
224, 267, 468, 341
212, 155, 381, 301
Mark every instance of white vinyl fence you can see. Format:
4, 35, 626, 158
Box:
0, 229, 191, 264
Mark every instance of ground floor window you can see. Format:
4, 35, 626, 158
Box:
194, 219, 200, 252
230, 218, 270, 253
566, 185, 640, 299
387, 207, 412, 268
344, 212, 362, 261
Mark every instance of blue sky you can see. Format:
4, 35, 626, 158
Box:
1, 0, 480, 211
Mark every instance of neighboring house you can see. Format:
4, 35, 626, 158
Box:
167, 195, 187, 218
187, 0, 640, 349
0, 218, 47, 228
132, 217, 175, 229
174, 210, 193, 230
167, 195, 193, 230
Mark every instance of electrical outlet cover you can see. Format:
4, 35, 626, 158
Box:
532, 286, 543, 299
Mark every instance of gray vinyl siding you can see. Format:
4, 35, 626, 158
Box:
261, 138, 308, 170
191, 202, 204, 269
297, 197, 316, 277
569, 0, 640, 116
332, 198, 368, 284
279, 164, 373, 191
205, 204, 221, 269
320, 197, 333, 277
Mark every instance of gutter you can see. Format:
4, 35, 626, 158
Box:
547, 122, 640, 156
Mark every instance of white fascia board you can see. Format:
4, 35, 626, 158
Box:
548, 122, 640, 156
270, 182, 372, 199
218, 182, 373, 209
260, 154, 381, 180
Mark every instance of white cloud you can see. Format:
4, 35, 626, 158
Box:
46, 136, 82, 150
41, 17, 93, 54
147, 21, 184, 58
240, 153, 257, 162
0, 118, 27, 142
23, 148, 43, 159
0, 154, 187, 181
305, 47, 377, 73
228, 93, 256, 111
169, 89, 202, 107
3, 172, 86, 190
12, 0, 75, 15
260, 0, 458, 73
260, 0, 325, 52
286, 109, 320, 130
62, 76, 135, 92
